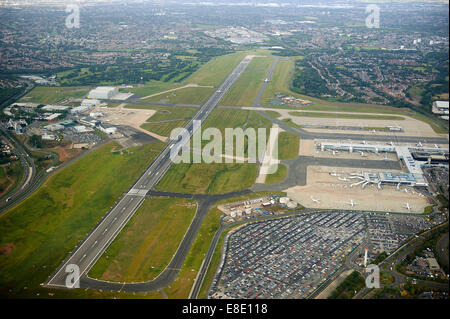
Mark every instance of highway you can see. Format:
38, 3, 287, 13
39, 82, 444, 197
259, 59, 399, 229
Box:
45, 55, 255, 289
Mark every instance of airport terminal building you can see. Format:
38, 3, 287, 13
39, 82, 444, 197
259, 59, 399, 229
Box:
319, 142, 450, 188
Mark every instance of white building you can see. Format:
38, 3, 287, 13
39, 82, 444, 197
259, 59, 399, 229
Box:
74, 125, 94, 133
432, 101, 449, 115
70, 105, 90, 114
41, 105, 71, 111
81, 99, 100, 107
88, 87, 118, 99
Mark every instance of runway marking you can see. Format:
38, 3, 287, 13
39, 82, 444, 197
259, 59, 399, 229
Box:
91, 241, 98, 248
103, 228, 108, 234
80, 254, 87, 261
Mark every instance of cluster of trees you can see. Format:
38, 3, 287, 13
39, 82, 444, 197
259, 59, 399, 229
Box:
57, 47, 234, 86
328, 271, 366, 299
292, 58, 336, 97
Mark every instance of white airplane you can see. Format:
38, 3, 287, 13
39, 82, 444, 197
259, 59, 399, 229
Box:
363, 140, 367, 145
389, 141, 394, 146
264, 78, 269, 82
330, 171, 339, 177
417, 141, 423, 147
434, 144, 439, 149
338, 177, 349, 181
331, 150, 338, 156
403, 203, 412, 211
404, 188, 408, 193
310, 196, 320, 204
372, 129, 376, 134
346, 199, 357, 207
359, 151, 367, 157
396, 183, 401, 190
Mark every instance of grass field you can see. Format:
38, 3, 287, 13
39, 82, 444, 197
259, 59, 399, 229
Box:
0, 162, 24, 199
156, 162, 258, 194
264, 163, 288, 185
19, 86, 90, 104
260, 56, 303, 106
185, 52, 248, 86
142, 86, 215, 105
278, 131, 300, 160
199, 108, 273, 155
288, 111, 405, 121
88, 197, 197, 282
141, 120, 189, 137
145, 107, 198, 122
0, 141, 165, 298
264, 110, 281, 118
219, 56, 274, 106
122, 81, 182, 97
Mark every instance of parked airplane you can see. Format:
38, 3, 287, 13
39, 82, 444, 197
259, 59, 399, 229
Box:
403, 203, 412, 211
417, 141, 423, 147
338, 177, 349, 181
434, 144, 439, 149
330, 171, 339, 177
346, 199, 357, 207
396, 183, 401, 190
310, 196, 320, 204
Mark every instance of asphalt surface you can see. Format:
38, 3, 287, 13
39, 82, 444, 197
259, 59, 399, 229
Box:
252, 155, 401, 191
45, 55, 255, 289
252, 56, 280, 107
255, 110, 449, 145
0, 124, 36, 211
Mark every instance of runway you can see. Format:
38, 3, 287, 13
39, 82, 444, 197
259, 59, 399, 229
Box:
45, 56, 255, 289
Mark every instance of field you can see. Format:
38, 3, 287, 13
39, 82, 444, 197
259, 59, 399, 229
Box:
198, 108, 273, 155
185, 51, 248, 86
0, 162, 24, 199
219, 56, 274, 106
88, 197, 197, 282
142, 86, 215, 105
141, 119, 189, 138
19, 86, 90, 104
0, 141, 165, 297
260, 56, 303, 106
264, 163, 288, 185
156, 162, 258, 194
122, 81, 182, 96
278, 131, 300, 160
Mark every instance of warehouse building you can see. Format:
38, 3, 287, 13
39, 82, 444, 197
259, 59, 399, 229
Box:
88, 87, 118, 99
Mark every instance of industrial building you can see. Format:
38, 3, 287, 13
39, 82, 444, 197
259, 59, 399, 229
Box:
432, 101, 449, 115
81, 99, 101, 107
88, 87, 118, 100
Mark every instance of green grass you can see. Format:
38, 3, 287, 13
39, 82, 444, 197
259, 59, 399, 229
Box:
19, 86, 90, 104
261, 56, 302, 106
0, 161, 24, 199
219, 56, 274, 106
145, 107, 198, 122
88, 197, 197, 282
328, 271, 365, 299
122, 81, 182, 97
288, 111, 405, 121
264, 110, 281, 118
142, 86, 215, 105
141, 120, 188, 137
278, 131, 300, 160
186, 51, 248, 86
281, 118, 303, 129
156, 162, 258, 194
0, 141, 165, 298
264, 163, 288, 185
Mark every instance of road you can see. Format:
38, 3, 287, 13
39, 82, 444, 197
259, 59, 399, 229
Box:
45, 55, 255, 289
0, 124, 36, 210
